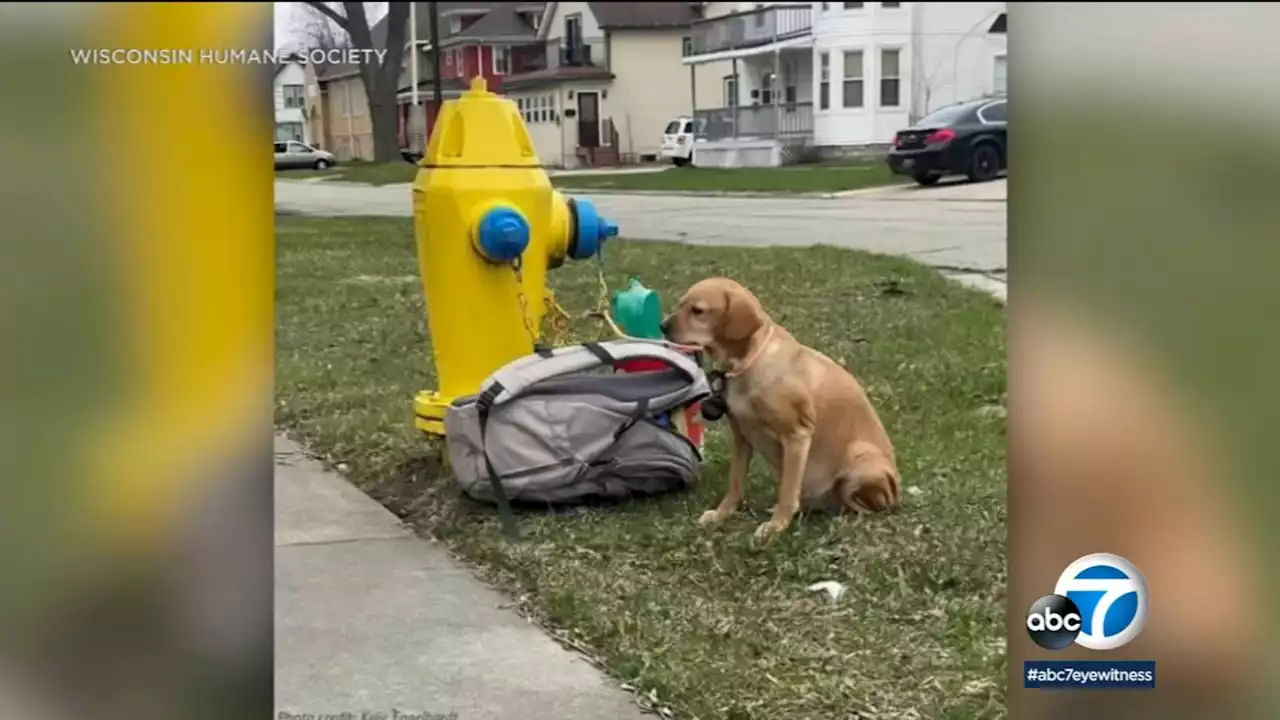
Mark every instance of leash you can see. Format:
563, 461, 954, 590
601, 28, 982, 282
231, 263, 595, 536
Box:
588, 248, 703, 353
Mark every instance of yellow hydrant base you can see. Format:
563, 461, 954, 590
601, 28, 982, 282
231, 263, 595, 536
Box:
414, 390, 450, 436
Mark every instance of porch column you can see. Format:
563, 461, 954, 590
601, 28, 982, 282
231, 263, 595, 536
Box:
731, 57, 739, 139
690, 63, 697, 116
773, 47, 781, 137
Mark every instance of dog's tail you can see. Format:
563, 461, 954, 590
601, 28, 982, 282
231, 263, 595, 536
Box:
840, 443, 901, 513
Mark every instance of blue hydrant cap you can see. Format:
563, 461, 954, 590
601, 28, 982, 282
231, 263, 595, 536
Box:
475, 206, 531, 263
570, 197, 619, 260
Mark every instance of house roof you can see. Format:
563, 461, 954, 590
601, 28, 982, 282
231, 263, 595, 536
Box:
440, 3, 539, 46
503, 65, 613, 90
398, 77, 469, 94
317, 2, 541, 80
586, 2, 701, 29
315, 2, 546, 82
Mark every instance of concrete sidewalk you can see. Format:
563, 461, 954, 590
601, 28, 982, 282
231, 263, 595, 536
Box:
275, 435, 649, 720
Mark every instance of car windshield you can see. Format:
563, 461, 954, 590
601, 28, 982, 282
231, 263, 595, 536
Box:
917, 104, 974, 127
664, 121, 680, 134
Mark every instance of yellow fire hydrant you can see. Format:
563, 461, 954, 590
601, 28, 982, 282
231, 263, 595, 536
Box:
412, 77, 619, 435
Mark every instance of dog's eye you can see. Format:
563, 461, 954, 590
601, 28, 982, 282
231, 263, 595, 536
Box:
690, 306, 705, 315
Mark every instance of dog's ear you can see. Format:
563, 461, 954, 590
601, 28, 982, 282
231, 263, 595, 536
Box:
720, 287, 765, 343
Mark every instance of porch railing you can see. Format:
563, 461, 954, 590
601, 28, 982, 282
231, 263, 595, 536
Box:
693, 102, 813, 142
688, 4, 813, 57
511, 38, 607, 74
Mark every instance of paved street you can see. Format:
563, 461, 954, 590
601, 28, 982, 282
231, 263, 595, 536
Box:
275, 178, 1007, 299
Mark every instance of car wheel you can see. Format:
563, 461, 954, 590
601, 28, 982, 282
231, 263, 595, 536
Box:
673, 157, 688, 167
967, 144, 1000, 183
914, 174, 941, 187
314, 159, 330, 170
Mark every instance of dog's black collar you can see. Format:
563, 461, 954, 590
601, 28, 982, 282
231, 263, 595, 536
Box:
701, 370, 729, 422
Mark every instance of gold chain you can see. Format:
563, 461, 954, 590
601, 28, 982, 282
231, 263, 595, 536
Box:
544, 292, 573, 346
511, 250, 622, 351
510, 259, 539, 347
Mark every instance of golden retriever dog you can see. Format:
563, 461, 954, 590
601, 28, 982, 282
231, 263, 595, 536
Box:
661, 277, 901, 541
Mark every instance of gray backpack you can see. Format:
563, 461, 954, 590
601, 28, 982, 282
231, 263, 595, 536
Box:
444, 340, 712, 537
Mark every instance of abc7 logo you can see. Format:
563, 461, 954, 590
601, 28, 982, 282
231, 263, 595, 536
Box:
1026, 553, 1148, 651
1026, 595, 1083, 650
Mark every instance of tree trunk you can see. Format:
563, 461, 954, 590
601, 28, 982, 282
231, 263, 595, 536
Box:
368, 89, 401, 163
302, 2, 410, 162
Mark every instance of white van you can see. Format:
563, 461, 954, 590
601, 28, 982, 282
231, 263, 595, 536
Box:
659, 116, 703, 166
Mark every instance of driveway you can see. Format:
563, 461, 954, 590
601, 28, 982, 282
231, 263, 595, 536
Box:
275, 178, 1007, 299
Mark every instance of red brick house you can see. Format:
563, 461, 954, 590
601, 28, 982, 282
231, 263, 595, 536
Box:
395, 2, 548, 150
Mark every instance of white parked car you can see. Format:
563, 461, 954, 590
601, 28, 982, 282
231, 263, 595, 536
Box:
659, 116, 703, 167
273, 141, 338, 171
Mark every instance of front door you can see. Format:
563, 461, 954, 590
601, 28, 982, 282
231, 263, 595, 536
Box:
577, 92, 600, 148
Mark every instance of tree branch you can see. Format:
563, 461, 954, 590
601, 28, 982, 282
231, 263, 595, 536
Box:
302, 1, 350, 32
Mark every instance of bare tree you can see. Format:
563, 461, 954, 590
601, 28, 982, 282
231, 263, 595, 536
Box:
301, 2, 409, 163
293, 3, 349, 53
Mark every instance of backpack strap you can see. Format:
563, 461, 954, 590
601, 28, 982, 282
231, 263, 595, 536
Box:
477, 340, 703, 410
474, 378, 519, 539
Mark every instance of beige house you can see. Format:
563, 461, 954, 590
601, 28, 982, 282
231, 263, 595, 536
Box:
307, 60, 374, 161
504, 2, 726, 167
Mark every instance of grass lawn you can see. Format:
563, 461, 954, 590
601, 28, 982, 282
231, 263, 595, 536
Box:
276, 215, 1008, 720
277, 162, 905, 194
276, 161, 417, 186
551, 163, 905, 194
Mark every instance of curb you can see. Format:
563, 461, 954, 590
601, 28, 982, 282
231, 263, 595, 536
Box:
549, 188, 835, 199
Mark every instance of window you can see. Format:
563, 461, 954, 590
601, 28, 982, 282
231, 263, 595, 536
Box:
448, 16, 462, 34
565, 13, 582, 48
978, 100, 1006, 123
754, 4, 766, 28
682, 36, 693, 57
723, 75, 738, 106
665, 121, 680, 134
493, 46, 510, 75
918, 103, 972, 126
842, 50, 863, 108
993, 55, 1008, 95
844, 2, 864, 8
818, 52, 830, 110
879, 48, 900, 107
881, 1, 901, 7
540, 96, 549, 123
273, 142, 287, 153
761, 72, 774, 105
682, 120, 695, 134
529, 11, 541, 31
287, 141, 313, 153
282, 84, 305, 109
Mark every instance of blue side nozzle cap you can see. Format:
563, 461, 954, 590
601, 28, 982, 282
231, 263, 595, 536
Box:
569, 197, 619, 260
475, 206, 531, 263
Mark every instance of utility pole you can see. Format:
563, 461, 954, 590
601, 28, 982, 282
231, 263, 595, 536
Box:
410, 2, 420, 107
429, 1, 444, 137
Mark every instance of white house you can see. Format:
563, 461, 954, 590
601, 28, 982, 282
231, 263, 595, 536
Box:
683, 1, 1007, 167
274, 58, 311, 144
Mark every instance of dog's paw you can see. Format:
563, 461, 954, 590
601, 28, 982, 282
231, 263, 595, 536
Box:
698, 509, 728, 527
752, 518, 789, 543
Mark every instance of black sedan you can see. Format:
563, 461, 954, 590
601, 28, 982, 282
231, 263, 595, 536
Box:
887, 97, 1007, 186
